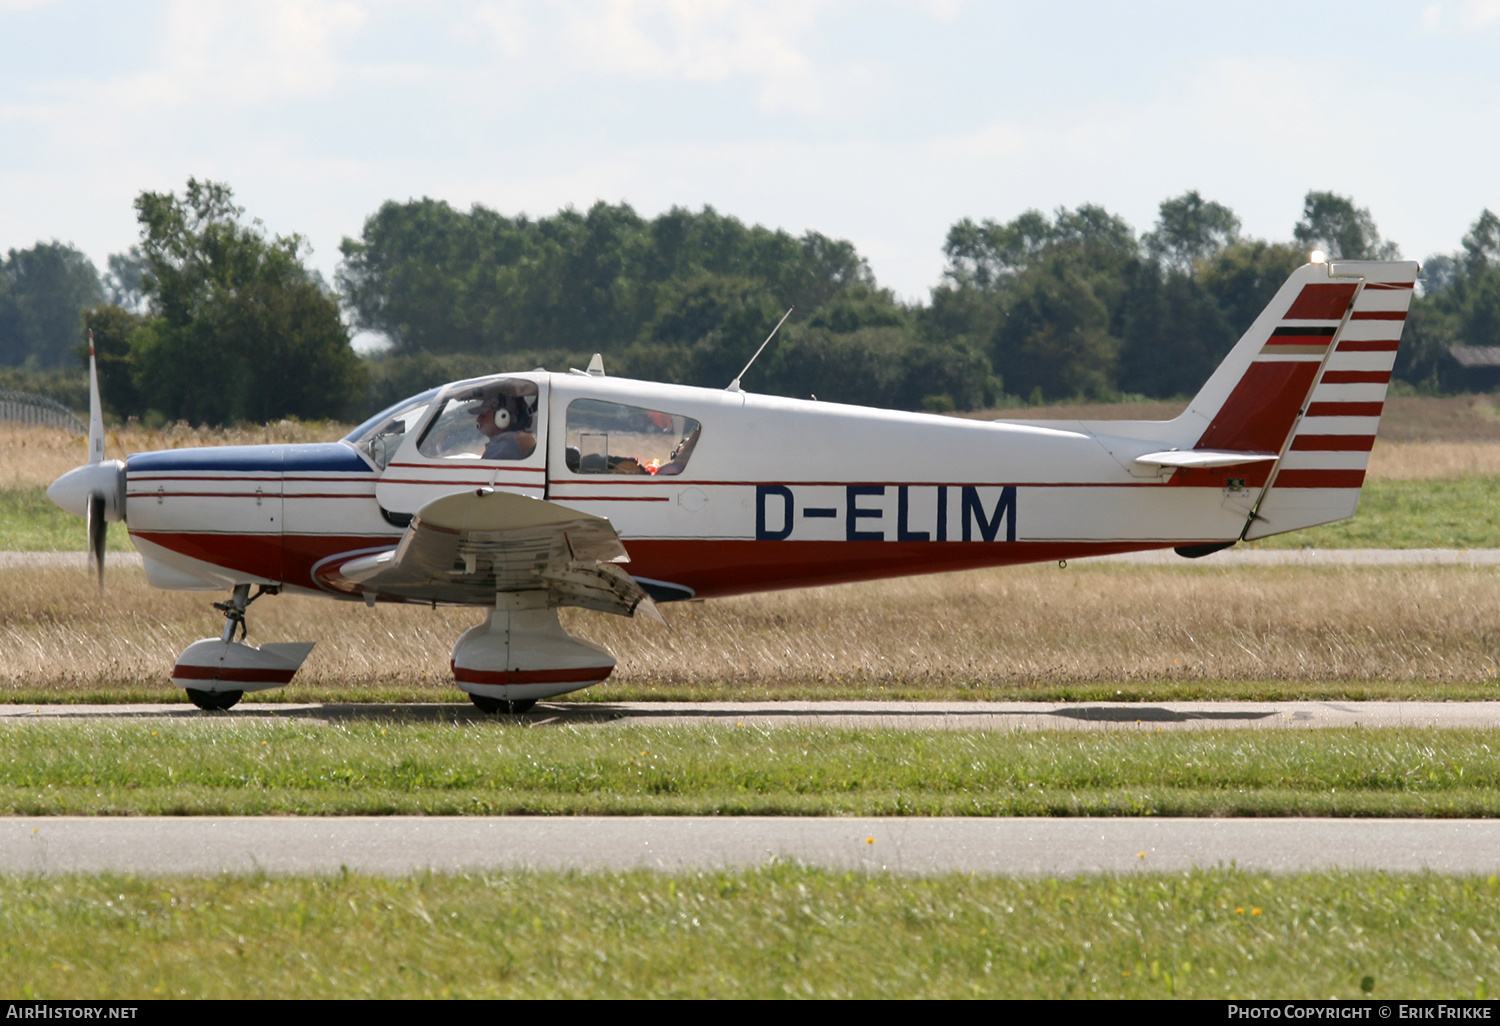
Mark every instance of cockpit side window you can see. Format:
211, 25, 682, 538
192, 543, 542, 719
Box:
417, 379, 541, 461
347, 392, 436, 471
565, 399, 701, 475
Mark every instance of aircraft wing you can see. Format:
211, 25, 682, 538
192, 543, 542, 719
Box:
338, 489, 663, 620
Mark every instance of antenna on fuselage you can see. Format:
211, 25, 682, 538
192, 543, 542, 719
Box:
727, 307, 793, 393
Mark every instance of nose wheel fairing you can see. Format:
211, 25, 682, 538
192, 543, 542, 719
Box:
171, 638, 316, 692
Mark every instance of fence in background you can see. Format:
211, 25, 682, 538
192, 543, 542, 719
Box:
0, 390, 86, 434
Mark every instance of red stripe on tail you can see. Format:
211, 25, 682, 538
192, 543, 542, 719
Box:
1283, 283, 1358, 320
1320, 370, 1391, 384
1289, 435, 1376, 452
1272, 469, 1367, 488
1305, 401, 1384, 417
1195, 361, 1320, 453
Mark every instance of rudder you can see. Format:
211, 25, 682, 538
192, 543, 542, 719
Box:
1242, 259, 1417, 540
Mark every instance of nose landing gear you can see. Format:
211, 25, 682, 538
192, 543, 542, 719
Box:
173, 584, 314, 711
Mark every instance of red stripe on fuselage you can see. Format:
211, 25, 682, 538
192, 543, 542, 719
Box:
386, 463, 545, 473
618, 539, 1189, 599
136, 531, 1197, 601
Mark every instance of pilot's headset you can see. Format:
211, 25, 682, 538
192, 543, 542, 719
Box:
487, 394, 533, 433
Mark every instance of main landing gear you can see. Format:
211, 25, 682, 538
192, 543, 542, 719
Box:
172, 583, 315, 711
469, 696, 537, 715
451, 593, 616, 715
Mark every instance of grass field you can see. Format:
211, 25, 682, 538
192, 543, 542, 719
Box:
1, 720, 1499, 817
1, 868, 1495, 999
6, 559, 1500, 703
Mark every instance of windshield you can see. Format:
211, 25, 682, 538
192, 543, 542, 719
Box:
345, 389, 440, 470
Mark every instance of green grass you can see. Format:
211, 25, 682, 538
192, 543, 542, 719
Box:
1250, 476, 1500, 549
0, 487, 130, 552
5, 721, 1500, 817
7, 477, 1500, 553
1, 868, 1495, 998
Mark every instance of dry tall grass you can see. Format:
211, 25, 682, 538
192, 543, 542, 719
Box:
1366, 441, 1500, 479
5, 562, 1499, 697
1, 421, 348, 490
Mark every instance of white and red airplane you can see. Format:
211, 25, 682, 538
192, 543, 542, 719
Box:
48, 258, 1416, 711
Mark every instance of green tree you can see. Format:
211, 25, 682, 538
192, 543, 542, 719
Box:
338, 199, 877, 361
103, 246, 150, 312
1399, 210, 1500, 388
1197, 240, 1305, 337
0, 241, 103, 368
1143, 191, 1241, 274
81, 304, 146, 417
993, 260, 1117, 401
1461, 209, 1500, 272
1292, 191, 1399, 260
1117, 262, 1235, 398
129, 179, 365, 424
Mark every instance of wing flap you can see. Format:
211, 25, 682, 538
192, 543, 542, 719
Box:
345, 489, 656, 617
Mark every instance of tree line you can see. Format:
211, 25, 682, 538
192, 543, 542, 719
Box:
2, 179, 1497, 425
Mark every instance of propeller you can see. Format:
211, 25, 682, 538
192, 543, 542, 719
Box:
87, 493, 107, 589
46, 330, 125, 589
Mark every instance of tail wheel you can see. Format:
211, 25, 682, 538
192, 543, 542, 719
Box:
186, 689, 244, 711
470, 695, 537, 715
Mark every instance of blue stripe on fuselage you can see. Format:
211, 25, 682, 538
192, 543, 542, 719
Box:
128, 442, 370, 475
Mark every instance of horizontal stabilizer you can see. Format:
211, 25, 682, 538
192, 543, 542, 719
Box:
1134, 450, 1279, 470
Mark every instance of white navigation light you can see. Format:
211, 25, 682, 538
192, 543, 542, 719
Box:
1310, 249, 1327, 264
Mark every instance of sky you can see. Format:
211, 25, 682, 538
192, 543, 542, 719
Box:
3, 0, 1499, 344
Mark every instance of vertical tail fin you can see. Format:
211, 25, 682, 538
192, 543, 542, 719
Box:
1240, 260, 1418, 540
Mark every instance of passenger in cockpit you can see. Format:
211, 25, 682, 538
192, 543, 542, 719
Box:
655, 426, 700, 476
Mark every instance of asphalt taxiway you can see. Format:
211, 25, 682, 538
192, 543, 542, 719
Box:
3, 816, 1499, 876
4, 699, 1500, 731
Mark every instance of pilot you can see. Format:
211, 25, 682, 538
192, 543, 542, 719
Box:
473, 395, 536, 460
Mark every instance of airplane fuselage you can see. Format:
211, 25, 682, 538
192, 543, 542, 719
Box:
121, 373, 1257, 604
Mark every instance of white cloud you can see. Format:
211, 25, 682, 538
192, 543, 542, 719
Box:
1463, 0, 1500, 27
1423, 0, 1500, 31
469, 0, 876, 115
